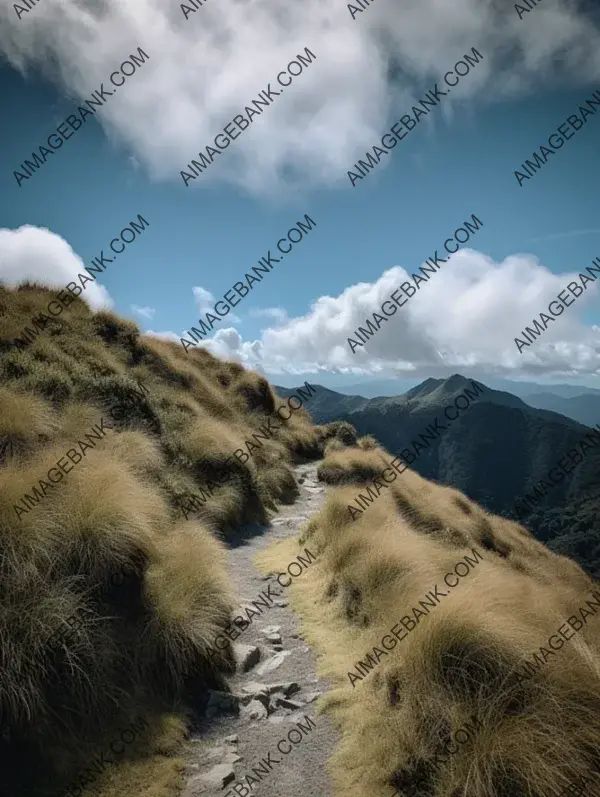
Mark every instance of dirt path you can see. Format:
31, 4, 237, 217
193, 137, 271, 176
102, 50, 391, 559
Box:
181, 462, 337, 797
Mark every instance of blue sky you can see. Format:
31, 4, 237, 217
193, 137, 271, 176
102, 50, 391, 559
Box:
1, 0, 600, 392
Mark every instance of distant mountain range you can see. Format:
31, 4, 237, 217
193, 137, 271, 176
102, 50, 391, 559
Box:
271, 374, 600, 401
277, 374, 600, 579
277, 374, 600, 432
320, 376, 600, 402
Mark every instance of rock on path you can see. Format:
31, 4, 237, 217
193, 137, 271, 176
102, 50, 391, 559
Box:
181, 463, 334, 797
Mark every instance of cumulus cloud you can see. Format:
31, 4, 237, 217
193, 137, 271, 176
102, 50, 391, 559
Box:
1, 0, 598, 193
0, 225, 114, 309
131, 304, 155, 320
202, 249, 600, 379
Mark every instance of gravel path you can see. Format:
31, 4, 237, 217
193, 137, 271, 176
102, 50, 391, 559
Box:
181, 462, 337, 797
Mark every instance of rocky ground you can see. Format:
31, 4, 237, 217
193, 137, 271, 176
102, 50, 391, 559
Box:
181, 462, 338, 797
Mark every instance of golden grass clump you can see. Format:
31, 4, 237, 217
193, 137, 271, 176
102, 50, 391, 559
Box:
324, 420, 359, 446
0, 385, 60, 461
317, 443, 390, 485
272, 443, 600, 797
0, 437, 241, 794
357, 434, 378, 450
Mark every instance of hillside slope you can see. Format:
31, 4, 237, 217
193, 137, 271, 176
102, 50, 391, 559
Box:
259, 437, 600, 797
0, 282, 339, 797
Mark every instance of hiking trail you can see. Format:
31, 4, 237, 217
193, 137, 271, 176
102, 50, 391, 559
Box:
181, 462, 338, 797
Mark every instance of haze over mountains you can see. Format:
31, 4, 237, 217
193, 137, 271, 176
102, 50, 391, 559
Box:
276, 374, 600, 579
523, 391, 600, 428
305, 374, 600, 402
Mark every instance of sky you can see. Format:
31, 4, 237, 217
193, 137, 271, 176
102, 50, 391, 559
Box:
1, 0, 600, 393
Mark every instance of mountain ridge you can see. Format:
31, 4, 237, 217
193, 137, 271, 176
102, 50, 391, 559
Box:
276, 374, 600, 578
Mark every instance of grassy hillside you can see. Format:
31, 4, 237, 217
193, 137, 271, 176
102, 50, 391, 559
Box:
258, 437, 600, 797
0, 282, 336, 797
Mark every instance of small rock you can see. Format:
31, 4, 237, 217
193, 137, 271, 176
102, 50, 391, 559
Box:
240, 688, 269, 710
256, 650, 291, 675
241, 681, 269, 694
268, 681, 300, 697
205, 690, 240, 719
207, 745, 226, 760
276, 697, 304, 710
237, 692, 258, 707
289, 633, 301, 639
234, 643, 261, 673
261, 625, 281, 636
241, 699, 268, 720
272, 644, 284, 651
265, 633, 282, 645
274, 600, 288, 608
298, 476, 305, 484
224, 734, 238, 744
223, 752, 243, 764
303, 691, 322, 704
268, 715, 286, 725
199, 763, 235, 788
301, 646, 310, 653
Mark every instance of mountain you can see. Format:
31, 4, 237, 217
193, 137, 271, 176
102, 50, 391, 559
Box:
522, 391, 600, 427
276, 374, 584, 432
315, 375, 600, 400
277, 374, 600, 578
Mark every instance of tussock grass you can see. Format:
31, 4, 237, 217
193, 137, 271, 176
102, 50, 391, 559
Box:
357, 434, 378, 450
324, 420, 359, 446
263, 444, 600, 797
317, 444, 390, 485
0, 283, 326, 797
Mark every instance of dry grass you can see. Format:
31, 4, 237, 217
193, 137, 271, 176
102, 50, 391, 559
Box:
316, 443, 390, 485
0, 283, 326, 797
260, 445, 600, 797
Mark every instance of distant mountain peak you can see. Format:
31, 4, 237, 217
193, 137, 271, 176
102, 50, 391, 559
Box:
404, 377, 443, 400
405, 374, 475, 402
444, 373, 473, 390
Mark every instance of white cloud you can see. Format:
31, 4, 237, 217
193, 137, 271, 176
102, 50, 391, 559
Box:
192, 285, 241, 323
131, 304, 155, 320
0, 225, 114, 309
193, 286, 215, 313
249, 307, 289, 326
145, 329, 182, 343
201, 249, 600, 379
1, 0, 598, 193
